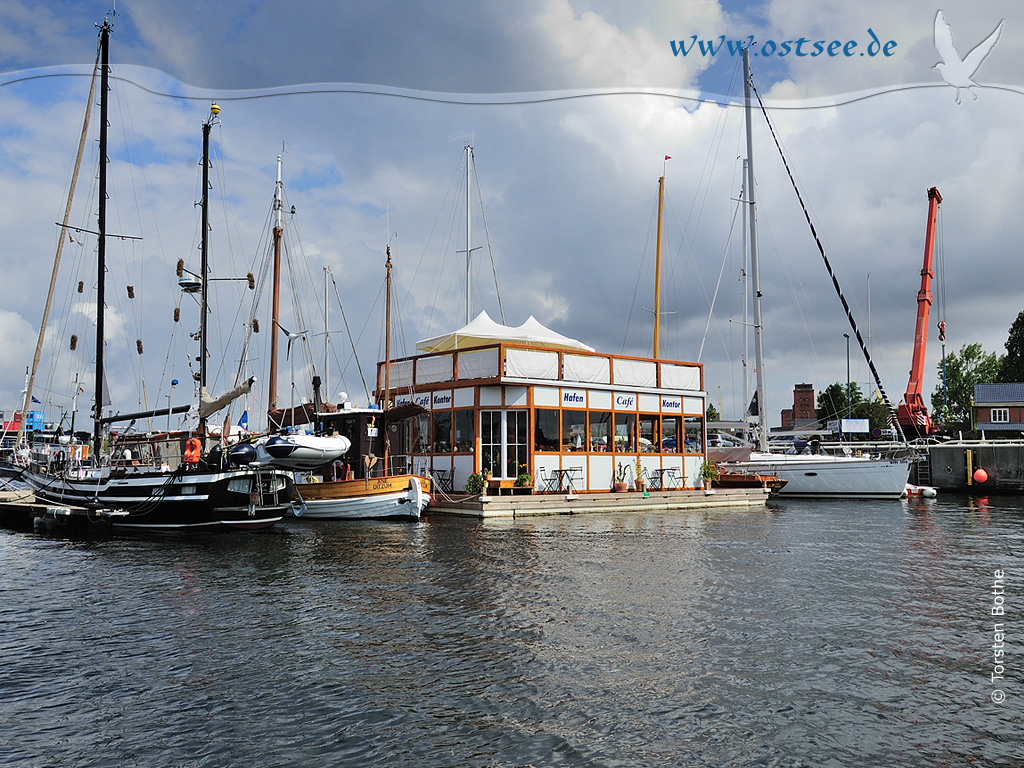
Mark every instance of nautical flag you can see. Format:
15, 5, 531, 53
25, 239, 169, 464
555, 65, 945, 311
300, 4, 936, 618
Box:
745, 391, 759, 417
78, 386, 84, 394
31, 396, 41, 404
665, 155, 672, 160
238, 410, 249, 430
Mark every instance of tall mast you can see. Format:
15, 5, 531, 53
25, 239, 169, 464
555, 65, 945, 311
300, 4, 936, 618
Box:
198, 103, 220, 434
740, 158, 749, 412
653, 173, 664, 358
269, 154, 283, 411
743, 48, 768, 451
92, 19, 110, 458
323, 265, 330, 401
384, 244, 392, 408
465, 143, 472, 324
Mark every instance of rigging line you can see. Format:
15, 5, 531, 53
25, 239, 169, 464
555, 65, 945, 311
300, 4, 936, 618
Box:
21, 39, 100, 445
416, 157, 463, 334
470, 149, 505, 324
329, 270, 371, 403
750, 79, 906, 443
671, 57, 745, 290
622, 191, 659, 354
697, 193, 741, 363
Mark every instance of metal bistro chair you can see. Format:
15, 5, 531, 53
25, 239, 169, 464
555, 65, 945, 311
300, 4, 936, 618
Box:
536, 467, 559, 493
432, 468, 453, 494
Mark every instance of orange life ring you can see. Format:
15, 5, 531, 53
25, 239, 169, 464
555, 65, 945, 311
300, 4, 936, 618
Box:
184, 437, 202, 464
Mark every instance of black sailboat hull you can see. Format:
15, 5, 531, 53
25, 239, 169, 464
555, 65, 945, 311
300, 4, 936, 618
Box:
24, 466, 293, 531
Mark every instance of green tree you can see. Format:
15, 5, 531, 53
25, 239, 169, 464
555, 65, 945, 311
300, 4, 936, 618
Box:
706, 403, 720, 422
854, 396, 894, 432
930, 343, 1002, 430
998, 310, 1024, 382
816, 381, 864, 423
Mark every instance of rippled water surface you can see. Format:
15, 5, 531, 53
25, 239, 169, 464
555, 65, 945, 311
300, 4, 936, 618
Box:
2, 495, 1021, 766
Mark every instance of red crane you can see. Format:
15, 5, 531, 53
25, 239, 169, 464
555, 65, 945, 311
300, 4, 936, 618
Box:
896, 187, 942, 437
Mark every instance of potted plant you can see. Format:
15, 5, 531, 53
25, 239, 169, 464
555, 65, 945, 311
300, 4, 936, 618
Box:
613, 462, 629, 493
514, 471, 533, 488
465, 472, 486, 495
699, 459, 719, 490
634, 455, 645, 492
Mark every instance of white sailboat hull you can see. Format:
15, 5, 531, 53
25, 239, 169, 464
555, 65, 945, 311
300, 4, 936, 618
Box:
729, 453, 911, 499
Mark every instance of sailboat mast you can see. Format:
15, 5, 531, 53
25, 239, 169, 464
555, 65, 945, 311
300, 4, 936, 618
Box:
741, 159, 749, 411
198, 103, 219, 434
93, 19, 110, 458
323, 266, 330, 400
465, 143, 472, 325
743, 49, 768, 451
654, 174, 664, 358
384, 245, 392, 407
269, 155, 283, 411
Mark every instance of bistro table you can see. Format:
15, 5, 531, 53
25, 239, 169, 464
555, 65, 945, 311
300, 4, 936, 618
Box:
649, 468, 681, 490
549, 467, 582, 493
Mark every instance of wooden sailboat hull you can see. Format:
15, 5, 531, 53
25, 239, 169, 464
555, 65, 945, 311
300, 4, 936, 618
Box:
293, 474, 430, 520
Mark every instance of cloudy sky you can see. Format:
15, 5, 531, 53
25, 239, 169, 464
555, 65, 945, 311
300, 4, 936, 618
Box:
1, 0, 1020, 433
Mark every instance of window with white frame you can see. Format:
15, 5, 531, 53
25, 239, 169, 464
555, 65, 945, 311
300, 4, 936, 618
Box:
991, 408, 1010, 423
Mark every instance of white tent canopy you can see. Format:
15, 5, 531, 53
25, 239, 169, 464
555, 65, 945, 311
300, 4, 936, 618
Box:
416, 310, 595, 353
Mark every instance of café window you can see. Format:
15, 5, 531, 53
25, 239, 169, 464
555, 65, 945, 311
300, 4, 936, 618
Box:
454, 409, 474, 452
639, 415, 660, 453
662, 416, 680, 453
534, 409, 560, 452
589, 411, 611, 452
431, 410, 452, 453
614, 413, 636, 453
562, 409, 587, 452
684, 416, 703, 453
412, 413, 430, 454
507, 410, 529, 478
481, 411, 501, 472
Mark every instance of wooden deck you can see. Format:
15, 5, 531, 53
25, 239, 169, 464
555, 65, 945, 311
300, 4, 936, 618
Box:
426, 487, 772, 518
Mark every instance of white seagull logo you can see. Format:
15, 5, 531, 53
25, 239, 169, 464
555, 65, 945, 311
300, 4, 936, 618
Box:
933, 10, 1003, 104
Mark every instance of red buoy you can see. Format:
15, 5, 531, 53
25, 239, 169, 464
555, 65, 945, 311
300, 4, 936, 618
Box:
973, 468, 989, 484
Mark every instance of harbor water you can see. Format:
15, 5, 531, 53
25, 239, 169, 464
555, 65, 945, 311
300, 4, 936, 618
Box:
1, 495, 1021, 767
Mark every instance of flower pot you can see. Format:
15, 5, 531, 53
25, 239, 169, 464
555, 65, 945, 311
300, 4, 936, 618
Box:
635, 480, 645, 492
612, 482, 628, 493
703, 478, 712, 490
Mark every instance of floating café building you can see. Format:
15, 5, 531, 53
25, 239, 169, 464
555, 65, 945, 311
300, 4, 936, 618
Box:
377, 311, 710, 497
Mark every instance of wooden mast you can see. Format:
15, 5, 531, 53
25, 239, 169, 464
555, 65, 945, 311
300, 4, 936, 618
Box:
384, 245, 392, 408
653, 173, 664, 358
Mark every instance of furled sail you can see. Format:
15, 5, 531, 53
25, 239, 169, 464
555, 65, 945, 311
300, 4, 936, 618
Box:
199, 376, 256, 418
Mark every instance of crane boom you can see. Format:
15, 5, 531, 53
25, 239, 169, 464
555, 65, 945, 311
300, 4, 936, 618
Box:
897, 186, 942, 436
